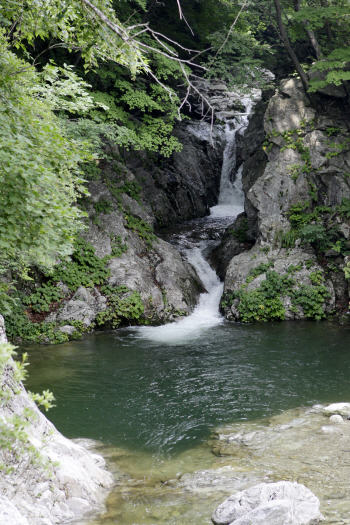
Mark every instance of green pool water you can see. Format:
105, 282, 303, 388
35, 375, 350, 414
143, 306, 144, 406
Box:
25, 320, 350, 456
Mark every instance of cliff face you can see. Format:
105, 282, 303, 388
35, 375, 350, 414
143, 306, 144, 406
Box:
0, 315, 114, 525
222, 78, 350, 322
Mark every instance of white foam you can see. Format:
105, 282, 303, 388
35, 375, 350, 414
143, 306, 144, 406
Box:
136, 247, 224, 343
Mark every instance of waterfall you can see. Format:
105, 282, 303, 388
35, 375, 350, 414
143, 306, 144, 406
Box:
210, 95, 253, 218
136, 94, 257, 343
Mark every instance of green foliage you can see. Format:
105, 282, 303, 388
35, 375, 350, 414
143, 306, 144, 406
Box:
111, 236, 128, 257
233, 271, 296, 322
291, 284, 329, 320
0, 282, 19, 317
0, 342, 55, 475
1, 0, 145, 73
277, 201, 344, 253
344, 263, 350, 280
22, 284, 64, 313
222, 268, 330, 322
277, 229, 300, 249
337, 198, 350, 219
124, 215, 158, 249
96, 285, 144, 328
50, 237, 111, 291
94, 199, 113, 215
230, 218, 248, 243
286, 264, 302, 275
246, 261, 275, 283
0, 47, 90, 270
106, 179, 142, 204
299, 224, 331, 252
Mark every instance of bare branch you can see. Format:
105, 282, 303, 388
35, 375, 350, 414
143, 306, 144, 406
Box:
214, 0, 248, 58
176, 0, 194, 35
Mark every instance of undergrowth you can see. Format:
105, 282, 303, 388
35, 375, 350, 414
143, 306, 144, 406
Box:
221, 267, 330, 323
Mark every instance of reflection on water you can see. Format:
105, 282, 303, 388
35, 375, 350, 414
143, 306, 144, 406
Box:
24, 322, 350, 524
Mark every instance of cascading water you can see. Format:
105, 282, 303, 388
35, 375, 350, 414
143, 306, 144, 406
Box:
137, 94, 257, 343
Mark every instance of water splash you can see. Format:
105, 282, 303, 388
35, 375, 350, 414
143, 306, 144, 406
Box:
136, 246, 224, 344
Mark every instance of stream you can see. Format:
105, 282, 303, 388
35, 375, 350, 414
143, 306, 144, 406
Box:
24, 99, 350, 525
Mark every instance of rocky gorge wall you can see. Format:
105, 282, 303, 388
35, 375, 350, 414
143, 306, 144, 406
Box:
4, 80, 262, 345
220, 78, 350, 324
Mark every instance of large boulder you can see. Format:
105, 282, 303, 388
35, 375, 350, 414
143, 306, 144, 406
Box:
223, 243, 335, 321
212, 482, 324, 525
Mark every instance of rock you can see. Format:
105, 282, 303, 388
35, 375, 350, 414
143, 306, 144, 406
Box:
59, 325, 77, 336
330, 415, 344, 424
211, 481, 324, 525
0, 315, 114, 525
339, 223, 350, 239
0, 496, 30, 525
223, 244, 335, 321
46, 286, 107, 327
123, 120, 224, 226
323, 403, 350, 416
339, 313, 350, 326
308, 69, 348, 98
222, 76, 350, 317
0, 314, 7, 343
210, 214, 251, 280
325, 249, 340, 258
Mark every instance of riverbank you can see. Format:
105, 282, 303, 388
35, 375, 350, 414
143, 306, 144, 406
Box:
0, 315, 114, 525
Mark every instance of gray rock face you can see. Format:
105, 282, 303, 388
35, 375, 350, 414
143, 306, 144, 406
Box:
45, 183, 204, 328
0, 315, 114, 525
123, 120, 224, 226
46, 286, 107, 326
222, 77, 350, 320
210, 214, 251, 280
0, 496, 30, 525
212, 482, 324, 525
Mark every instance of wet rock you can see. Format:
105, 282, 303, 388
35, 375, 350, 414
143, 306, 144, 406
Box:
123, 120, 224, 226
338, 313, 350, 326
323, 403, 350, 416
210, 214, 251, 280
211, 481, 324, 525
329, 415, 344, 424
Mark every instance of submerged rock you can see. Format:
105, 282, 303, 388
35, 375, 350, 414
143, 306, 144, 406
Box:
212, 481, 324, 525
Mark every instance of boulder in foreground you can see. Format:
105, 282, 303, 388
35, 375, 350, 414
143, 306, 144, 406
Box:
212, 481, 324, 525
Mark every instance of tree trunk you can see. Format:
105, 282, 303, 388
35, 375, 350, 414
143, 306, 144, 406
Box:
320, 0, 332, 49
273, 0, 309, 90
293, 0, 322, 58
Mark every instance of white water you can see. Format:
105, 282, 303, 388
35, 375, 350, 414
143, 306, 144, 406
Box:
137, 94, 257, 343
210, 95, 253, 219
137, 246, 224, 343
